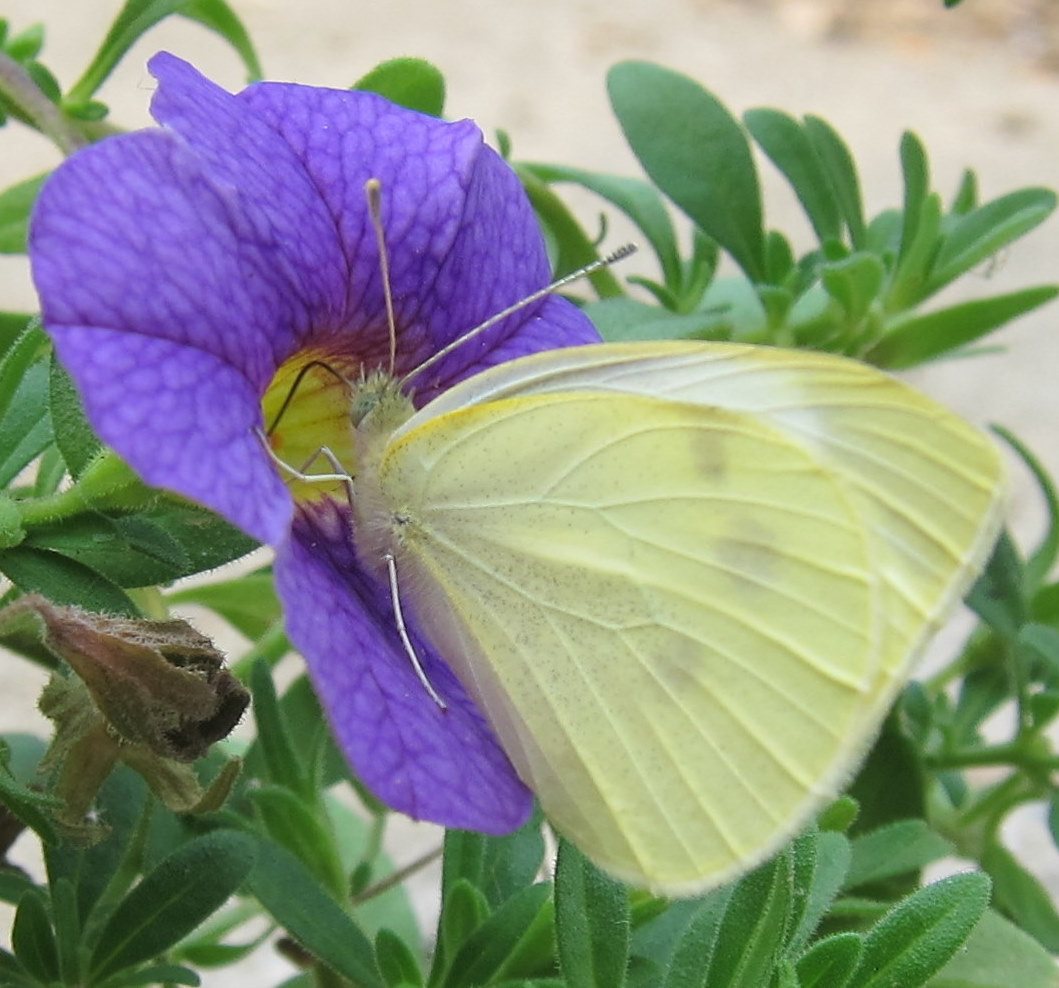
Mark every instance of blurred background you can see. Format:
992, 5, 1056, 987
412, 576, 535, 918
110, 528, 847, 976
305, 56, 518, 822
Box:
1, 0, 1057, 980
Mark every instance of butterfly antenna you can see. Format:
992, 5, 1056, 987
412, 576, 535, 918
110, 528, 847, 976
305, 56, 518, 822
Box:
366, 178, 399, 376
399, 242, 638, 390
265, 359, 352, 435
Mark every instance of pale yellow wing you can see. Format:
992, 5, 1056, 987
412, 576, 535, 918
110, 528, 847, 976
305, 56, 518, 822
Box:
404, 342, 1005, 697
377, 343, 1004, 894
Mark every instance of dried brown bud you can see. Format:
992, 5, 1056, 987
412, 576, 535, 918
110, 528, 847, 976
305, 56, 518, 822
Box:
2, 595, 248, 832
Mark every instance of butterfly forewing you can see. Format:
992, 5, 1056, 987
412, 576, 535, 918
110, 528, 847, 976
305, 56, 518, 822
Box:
379, 388, 882, 893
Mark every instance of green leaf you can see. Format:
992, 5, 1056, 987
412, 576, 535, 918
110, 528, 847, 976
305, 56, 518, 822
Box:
583, 297, 731, 344
926, 909, 1059, 988
138, 500, 259, 577
926, 187, 1057, 295
0, 312, 33, 357
517, 170, 624, 294
0, 948, 33, 988
788, 830, 852, 953
107, 962, 201, 985
249, 659, 309, 796
12, 889, 59, 984
168, 571, 280, 639
819, 252, 885, 324
248, 837, 382, 987
241, 674, 348, 791
995, 426, 1059, 592
847, 719, 926, 834
23, 512, 192, 587
794, 933, 862, 988
865, 286, 1058, 369
0, 173, 47, 254
51, 878, 81, 985
180, 0, 262, 79
443, 883, 553, 988
743, 107, 842, 244
698, 851, 793, 988
249, 786, 345, 896
803, 115, 866, 247
660, 893, 730, 988
896, 131, 931, 272
852, 872, 991, 988
435, 879, 491, 975
845, 821, 954, 891
67, 0, 261, 103
0, 544, 139, 615
521, 163, 682, 294
89, 829, 257, 980
981, 842, 1059, 952
375, 927, 423, 988
886, 191, 943, 311
441, 814, 546, 911
965, 529, 1027, 638
353, 57, 445, 116
49, 354, 101, 478
555, 841, 630, 988
6, 24, 44, 61
0, 338, 52, 488
0, 738, 59, 843
607, 61, 766, 282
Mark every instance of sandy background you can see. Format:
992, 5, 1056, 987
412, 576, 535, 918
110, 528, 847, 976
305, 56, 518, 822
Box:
1, 0, 1057, 981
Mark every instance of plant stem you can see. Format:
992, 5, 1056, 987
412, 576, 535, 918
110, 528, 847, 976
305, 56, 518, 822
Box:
0, 50, 86, 155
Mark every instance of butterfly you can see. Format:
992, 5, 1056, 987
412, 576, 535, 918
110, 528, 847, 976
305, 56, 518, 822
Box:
346, 337, 1005, 896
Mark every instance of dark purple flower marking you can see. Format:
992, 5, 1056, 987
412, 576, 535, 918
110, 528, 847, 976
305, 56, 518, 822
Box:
30, 53, 599, 832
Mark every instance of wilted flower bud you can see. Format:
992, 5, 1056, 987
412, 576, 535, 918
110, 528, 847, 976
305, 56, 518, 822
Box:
1, 595, 248, 833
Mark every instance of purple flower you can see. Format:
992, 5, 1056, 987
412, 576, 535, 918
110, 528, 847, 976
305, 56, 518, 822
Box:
29, 53, 600, 833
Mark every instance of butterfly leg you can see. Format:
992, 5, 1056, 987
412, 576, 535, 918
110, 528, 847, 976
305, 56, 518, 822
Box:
385, 552, 448, 711
255, 428, 356, 508
256, 429, 447, 710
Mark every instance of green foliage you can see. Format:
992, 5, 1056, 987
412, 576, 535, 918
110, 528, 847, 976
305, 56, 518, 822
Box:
0, 10, 1056, 988
527, 62, 1055, 368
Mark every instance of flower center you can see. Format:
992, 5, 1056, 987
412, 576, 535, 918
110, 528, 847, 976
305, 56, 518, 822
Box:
261, 350, 359, 504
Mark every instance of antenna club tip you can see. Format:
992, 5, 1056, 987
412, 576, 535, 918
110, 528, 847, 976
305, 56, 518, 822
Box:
607, 243, 638, 263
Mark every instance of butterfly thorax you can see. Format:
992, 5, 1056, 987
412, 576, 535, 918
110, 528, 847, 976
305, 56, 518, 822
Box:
349, 370, 416, 577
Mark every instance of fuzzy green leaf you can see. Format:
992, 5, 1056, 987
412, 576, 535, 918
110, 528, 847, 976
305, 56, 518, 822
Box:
795, 933, 862, 988
926, 909, 1059, 988
852, 873, 991, 988
11, 889, 59, 984
845, 821, 954, 891
89, 830, 257, 981
247, 836, 382, 986
555, 840, 630, 988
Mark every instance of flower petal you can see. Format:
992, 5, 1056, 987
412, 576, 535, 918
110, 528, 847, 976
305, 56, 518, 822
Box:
237, 81, 598, 385
275, 502, 533, 832
29, 130, 309, 541
148, 53, 349, 349
50, 328, 291, 544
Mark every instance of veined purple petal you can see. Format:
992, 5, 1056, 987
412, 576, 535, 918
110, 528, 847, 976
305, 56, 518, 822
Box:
276, 501, 533, 832
236, 81, 597, 386
50, 328, 291, 544
148, 53, 349, 351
